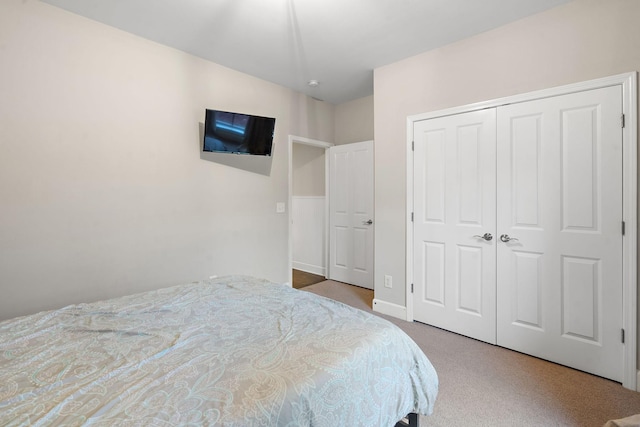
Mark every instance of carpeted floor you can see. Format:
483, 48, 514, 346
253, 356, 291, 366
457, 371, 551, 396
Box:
301, 279, 640, 427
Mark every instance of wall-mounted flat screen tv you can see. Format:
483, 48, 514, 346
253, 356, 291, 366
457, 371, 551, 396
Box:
203, 109, 276, 156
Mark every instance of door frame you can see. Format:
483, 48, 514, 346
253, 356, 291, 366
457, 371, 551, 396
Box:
405, 72, 637, 390
287, 135, 333, 287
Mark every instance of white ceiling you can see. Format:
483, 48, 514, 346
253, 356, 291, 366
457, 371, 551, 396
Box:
41, 0, 571, 105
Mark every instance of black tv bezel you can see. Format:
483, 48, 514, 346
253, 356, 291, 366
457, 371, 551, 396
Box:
202, 109, 276, 157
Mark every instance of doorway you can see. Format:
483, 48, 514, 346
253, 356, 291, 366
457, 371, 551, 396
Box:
287, 137, 375, 291
287, 136, 332, 287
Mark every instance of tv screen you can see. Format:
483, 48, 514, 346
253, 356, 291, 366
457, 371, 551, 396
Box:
203, 109, 275, 156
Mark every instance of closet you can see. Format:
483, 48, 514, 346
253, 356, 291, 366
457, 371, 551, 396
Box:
412, 84, 624, 382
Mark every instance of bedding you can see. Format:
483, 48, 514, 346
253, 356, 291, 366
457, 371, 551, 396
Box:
0, 275, 438, 426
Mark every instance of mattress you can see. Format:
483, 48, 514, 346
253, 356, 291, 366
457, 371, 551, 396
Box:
0, 275, 438, 426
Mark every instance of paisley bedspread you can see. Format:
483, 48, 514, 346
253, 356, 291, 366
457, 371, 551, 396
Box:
0, 275, 438, 426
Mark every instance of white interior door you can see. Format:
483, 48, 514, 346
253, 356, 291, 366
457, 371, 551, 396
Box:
328, 141, 374, 289
413, 109, 497, 344
496, 86, 624, 382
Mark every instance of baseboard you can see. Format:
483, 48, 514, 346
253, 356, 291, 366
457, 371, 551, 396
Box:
636, 370, 640, 392
373, 298, 407, 320
292, 262, 326, 276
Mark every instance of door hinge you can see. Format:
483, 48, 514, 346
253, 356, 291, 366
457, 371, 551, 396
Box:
411, 283, 414, 293
411, 212, 414, 222
622, 114, 626, 128
622, 221, 626, 236
412, 140, 415, 151
622, 328, 625, 344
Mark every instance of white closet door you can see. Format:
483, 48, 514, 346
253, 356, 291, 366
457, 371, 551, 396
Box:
413, 109, 497, 344
496, 86, 623, 382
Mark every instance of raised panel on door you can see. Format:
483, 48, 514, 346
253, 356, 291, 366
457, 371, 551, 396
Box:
413, 109, 497, 344
334, 226, 348, 268
333, 152, 349, 215
496, 85, 623, 382
562, 256, 600, 342
331, 151, 350, 276
510, 250, 543, 330
511, 114, 542, 227
328, 141, 374, 289
422, 241, 445, 305
423, 130, 446, 223
457, 245, 483, 315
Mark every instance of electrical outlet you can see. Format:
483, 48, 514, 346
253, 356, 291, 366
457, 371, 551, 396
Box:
384, 275, 393, 288
276, 202, 286, 213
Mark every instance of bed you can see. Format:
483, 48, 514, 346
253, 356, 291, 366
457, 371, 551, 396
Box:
0, 275, 438, 426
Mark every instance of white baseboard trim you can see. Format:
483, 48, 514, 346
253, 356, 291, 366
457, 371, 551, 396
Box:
292, 262, 326, 277
636, 370, 640, 392
372, 298, 407, 320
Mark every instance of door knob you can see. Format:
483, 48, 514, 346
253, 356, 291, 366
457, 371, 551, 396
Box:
473, 233, 493, 241
363, 219, 373, 225
500, 234, 519, 242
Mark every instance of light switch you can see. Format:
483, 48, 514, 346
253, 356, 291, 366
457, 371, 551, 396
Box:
276, 202, 286, 213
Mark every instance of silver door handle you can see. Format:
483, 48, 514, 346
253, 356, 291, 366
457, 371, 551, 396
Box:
473, 233, 493, 241
363, 219, 373, 225
500, 234, 519, 242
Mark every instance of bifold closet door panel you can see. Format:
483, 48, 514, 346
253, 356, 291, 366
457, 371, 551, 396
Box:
413, 109, 497, 345
496, 85, 624, 382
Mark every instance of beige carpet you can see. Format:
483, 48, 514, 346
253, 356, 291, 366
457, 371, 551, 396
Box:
302, 280, 640, 427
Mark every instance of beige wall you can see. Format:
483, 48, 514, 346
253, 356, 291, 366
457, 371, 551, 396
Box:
373, 0, 640, 311
334, 95, 374, 145
292, 144, 326, 197
292, 94, 375, 203
0, 0, 334, 320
